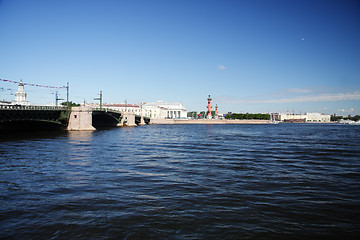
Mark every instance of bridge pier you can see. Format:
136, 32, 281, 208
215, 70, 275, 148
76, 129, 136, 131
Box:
120, 112, 137, 127
139, 116, 146, 125
67, 106, 96, 131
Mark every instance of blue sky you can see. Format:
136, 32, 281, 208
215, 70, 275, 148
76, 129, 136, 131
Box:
1, 0, 359, 115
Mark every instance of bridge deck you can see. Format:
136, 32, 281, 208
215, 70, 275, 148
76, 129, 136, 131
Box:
0, 105, 68, 111
0, 105, 70, 132
0, 105, 150, 132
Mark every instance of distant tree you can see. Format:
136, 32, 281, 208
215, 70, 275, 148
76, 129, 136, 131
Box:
347, 115, 360, 121
61, 101, 80, 107
187, 111, 197, 118
331, 114, 343, 122
225, 113, 270, 120
332, 114, 360, 121
353, 115, 360, 121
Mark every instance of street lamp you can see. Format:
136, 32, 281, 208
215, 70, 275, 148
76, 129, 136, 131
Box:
66, 82, 69, 109
94, 91, 102, 109
55, 91, 64, 107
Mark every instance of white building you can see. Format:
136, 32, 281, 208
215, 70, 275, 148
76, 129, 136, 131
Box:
12, 80, 30, 106
88, 101, 187, 119
143, 101, 187, 119
279, 112, 330, 122
97, 103, 143, 115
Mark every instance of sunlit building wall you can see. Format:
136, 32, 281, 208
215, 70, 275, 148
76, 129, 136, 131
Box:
88, 101, 187, 119
279, 113, 331, 122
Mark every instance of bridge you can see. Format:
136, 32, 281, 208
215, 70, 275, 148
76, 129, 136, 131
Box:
0, 105, 150, 132
0, 105, 69, 132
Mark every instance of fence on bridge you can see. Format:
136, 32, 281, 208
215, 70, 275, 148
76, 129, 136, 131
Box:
0, 105, 67, 111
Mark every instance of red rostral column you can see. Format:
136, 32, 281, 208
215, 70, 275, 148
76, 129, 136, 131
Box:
207, 95, 212, 119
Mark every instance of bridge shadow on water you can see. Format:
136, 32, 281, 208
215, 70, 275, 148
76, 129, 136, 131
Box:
0, 128, 67, 141
0, 120, 67, 133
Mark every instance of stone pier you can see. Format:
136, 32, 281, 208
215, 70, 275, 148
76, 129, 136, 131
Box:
139, 115, 146, 125
67, 106, 96, 131
120, 112, 137, 127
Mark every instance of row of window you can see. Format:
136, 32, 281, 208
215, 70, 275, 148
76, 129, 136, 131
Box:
104, 107, 185, 119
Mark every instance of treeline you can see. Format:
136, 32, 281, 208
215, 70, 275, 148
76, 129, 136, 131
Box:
187, 111, 215, 118
225, 113, 270, 120
331, 114, 360, 122
61, 101, 80, 107
187, 111, 270, 120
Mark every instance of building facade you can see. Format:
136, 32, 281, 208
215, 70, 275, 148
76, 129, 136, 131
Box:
278, 113, 331, 122
98, 103, 143, 115
88, 101, 187, 120
12, 80, 30, 106
143, 101, 187, 119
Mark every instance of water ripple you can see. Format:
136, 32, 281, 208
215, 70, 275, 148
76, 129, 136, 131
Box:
1, 124, 359, 239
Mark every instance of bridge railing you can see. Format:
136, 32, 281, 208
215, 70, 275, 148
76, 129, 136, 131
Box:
0, 105, 68, 111
91, 107, 122, 114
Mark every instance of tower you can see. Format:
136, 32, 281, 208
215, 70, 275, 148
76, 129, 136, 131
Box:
14, 80, 30, 105
207, 95, 212, 119
215, 104, 218, 119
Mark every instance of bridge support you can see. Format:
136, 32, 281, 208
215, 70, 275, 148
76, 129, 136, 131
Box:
139, 116, 146, 125
67, 107, 96, 131
120, 112, 136, 127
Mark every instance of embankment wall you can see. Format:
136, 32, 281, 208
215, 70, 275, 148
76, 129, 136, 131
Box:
150, 119, 270, 124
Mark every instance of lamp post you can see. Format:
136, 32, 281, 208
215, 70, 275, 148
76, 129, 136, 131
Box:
94, 91, 102, 109
139, 102, 145, 125
140, 102, 144, 116
55, 91, 64, 106
66, 82, 69, 109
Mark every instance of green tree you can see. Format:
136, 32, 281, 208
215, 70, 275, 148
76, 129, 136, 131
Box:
224, 112, 270, 120
187, 111, 197, 118
353, 115, 360, 121
331, 114, 342, 122
61, 101, 80, 107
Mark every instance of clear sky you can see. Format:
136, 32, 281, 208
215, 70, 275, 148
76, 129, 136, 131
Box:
1, 0, 359, 115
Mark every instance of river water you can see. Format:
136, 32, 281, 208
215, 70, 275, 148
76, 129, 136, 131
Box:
0, 124, 359, 239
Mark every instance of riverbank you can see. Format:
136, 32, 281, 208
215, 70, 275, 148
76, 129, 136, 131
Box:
150, 119, 270, 124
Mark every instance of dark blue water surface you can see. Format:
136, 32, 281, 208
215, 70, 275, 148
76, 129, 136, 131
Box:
1, 124, 359, 239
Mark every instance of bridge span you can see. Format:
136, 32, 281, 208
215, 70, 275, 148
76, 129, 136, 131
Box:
0, 105, 150, 132
0, 105, 69, 132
